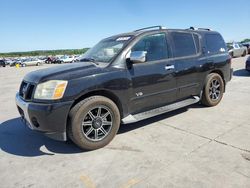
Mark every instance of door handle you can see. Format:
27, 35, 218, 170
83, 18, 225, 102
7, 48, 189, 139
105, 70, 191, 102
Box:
165, 65, 175, 71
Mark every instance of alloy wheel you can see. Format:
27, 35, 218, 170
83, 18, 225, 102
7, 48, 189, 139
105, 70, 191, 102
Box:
209, 79, 221, 101
81, 106, 113, 141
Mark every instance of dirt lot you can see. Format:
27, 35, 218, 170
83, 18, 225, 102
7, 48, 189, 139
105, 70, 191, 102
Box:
0, 57, 250, 188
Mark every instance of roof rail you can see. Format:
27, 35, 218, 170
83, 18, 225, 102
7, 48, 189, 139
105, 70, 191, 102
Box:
198, 27, 211, 31
188, 27, 211, 31
134, 26, 166, 32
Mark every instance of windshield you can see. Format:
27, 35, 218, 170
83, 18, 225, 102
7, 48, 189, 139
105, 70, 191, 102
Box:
80, 36, 132, 64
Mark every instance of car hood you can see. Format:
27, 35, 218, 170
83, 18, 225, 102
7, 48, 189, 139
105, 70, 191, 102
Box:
24, 62, 104, 83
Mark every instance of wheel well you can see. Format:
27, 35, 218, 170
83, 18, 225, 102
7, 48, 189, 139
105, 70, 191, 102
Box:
66, 90, 124, 139
210, 70, 224, 80
70, 90, 123, 118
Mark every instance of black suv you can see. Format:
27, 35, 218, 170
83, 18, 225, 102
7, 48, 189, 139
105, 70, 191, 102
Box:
16, 26, 232, 150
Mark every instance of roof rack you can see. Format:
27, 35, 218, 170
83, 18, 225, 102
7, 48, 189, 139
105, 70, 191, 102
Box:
134, 26, 166, 32
188, 27, 211, 31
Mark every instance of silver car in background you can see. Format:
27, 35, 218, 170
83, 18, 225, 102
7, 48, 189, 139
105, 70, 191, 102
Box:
227, 42, 248, 58
21, 58, 44, 67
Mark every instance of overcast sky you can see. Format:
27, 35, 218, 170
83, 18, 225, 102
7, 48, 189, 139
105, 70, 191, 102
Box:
0, 0, 249, 52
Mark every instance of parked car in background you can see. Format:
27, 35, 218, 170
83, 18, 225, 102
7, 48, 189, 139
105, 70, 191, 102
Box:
21, 58, 44, 67
0, 59, 6, 67
246, 56, 250, 72
227, 42, 248, 58
10, 59, 22, 67
45, 56, 60, 64
242, 42, 250, 54
58, 55, 75, 63
5, 59, 14, 66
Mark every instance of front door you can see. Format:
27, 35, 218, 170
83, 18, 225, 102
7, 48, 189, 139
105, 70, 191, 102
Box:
127, 32, 177, 114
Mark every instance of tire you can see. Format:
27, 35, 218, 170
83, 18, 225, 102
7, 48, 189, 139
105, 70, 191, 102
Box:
242, 50, 246, 57
68, 96, 120, 150
201, 73, 224, 107
230, 52, 234, 58
36, 63, 40, 66
22, 63, 26, 67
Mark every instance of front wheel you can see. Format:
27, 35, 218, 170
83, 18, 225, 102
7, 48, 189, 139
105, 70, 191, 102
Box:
68, 96, 120, 150
201, 73, 224, 107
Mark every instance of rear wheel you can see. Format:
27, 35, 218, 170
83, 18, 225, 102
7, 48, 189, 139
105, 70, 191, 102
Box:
230, 52, 234, 58
68, 96, 120, 150
201, 73, 224, 107
242, 50, 247, 57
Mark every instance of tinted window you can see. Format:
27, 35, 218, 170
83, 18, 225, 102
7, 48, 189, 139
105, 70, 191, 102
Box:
193, 34, 200, 53
234, 44, 239, 49
131, 33, 168, 62
205, 34, 226, 54
172, 32, 196, 57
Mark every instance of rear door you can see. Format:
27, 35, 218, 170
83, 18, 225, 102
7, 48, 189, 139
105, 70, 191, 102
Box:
169, 31, 201, 100
127, 32, 177, 114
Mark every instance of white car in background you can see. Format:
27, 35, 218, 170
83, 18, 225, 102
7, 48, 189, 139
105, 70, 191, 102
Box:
21, 58, 44, 67
58, 55, 75, 63
227, 42, 248, 58
4, 59, 14, 66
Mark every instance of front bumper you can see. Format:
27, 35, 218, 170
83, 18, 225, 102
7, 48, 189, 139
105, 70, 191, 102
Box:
15, 93, 73, 141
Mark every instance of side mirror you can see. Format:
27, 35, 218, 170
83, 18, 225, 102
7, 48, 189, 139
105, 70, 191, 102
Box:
129, 51, 147, 64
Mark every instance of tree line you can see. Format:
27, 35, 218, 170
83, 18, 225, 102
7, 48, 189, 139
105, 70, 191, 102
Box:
241, 39, 250, 43
1, 38, 250, 58
0, 48, 89, 58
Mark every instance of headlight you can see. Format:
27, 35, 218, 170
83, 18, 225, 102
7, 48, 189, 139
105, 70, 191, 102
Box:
34, 80, 68, 100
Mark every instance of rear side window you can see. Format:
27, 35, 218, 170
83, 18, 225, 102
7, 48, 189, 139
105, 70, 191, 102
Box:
205, 34, 226, 54
193, 34, 200, 53
172, 32, 196, 57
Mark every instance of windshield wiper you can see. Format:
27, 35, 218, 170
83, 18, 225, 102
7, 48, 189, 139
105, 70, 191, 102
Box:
80, 58, 99, 65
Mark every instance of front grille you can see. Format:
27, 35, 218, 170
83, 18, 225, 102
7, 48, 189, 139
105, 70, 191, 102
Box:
19, 81, 35, 100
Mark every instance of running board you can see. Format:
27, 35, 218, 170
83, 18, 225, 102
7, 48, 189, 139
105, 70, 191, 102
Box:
122, 96, 200, 124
